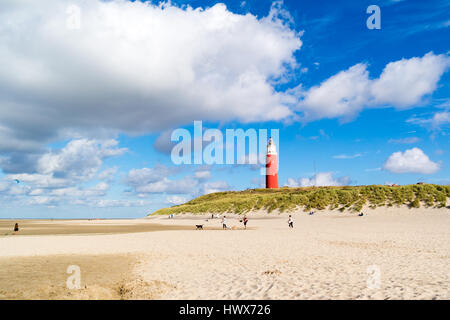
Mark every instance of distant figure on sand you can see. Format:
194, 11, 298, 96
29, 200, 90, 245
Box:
288, 215, 293, 228
222, 216, 227, 229
243, 216, 248, 229
13, 223, 19, 234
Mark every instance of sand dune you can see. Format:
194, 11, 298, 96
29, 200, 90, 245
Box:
0, 208, 448, 299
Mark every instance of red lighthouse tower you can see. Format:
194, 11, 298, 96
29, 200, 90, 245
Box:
266, 137, 279, 189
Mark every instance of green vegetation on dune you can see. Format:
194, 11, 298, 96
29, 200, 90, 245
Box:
151, 184, 450, 215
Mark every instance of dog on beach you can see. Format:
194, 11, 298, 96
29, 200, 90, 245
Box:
195, 224, 203, 230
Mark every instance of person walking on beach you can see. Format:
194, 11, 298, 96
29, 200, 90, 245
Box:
243, 216, 248, 229
222, 216, 227, 230
13, 223, 19, 234
288, 215, 293, 228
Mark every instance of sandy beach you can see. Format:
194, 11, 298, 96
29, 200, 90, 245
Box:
0, 207, 449, 300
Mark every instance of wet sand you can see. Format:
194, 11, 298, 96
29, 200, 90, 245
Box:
0, 219, 200, 236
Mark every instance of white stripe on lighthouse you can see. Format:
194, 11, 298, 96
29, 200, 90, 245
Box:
267, 137, 277, 155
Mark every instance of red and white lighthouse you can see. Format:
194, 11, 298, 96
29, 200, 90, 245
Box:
266, 137, 279, 189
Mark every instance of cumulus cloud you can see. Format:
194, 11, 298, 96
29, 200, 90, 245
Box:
1, 0, 448, 179
37, 139, 126, 181
296, 63, 371, 121
370, 53, 450, 107
5, 139, 125, 186
0, 138, 126, 206
295, 52, 450, 121
383, 147, 440, 174
286, 172, 350, 187
0, 0, 301, 161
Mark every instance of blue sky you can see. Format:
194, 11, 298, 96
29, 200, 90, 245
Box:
0, 0, 448, 218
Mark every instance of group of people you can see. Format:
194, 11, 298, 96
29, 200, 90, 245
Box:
219, 215, 294, 229
220, 215, 248, 230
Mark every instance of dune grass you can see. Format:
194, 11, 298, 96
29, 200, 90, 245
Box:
150, 184, 450, 216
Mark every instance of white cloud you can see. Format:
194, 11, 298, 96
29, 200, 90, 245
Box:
194, 169, 212, 180
432, 111, 450, 126
286, 172, 350, 187
134, 176, 199, 194
37, 139, 126, 182
371, 53, 450, 107
125, 164, 230, 196
126, 165, 180, 188
296, 63, 371, 121
4, 173, 69, 189
27, 196, 60, 206
98, 166, 118, 182
166, 195, 188, 205
72, 199, 150, 208
333, 153, 363, 159
407, 111, 450, 129
201, 181, 230, 194
296, 52, 450, 121
0, 0, 301, 160
383, 147, 440, 174
125, 164, 199, 194
285, 178, 300, 187
388, 137, 421, 144
49, 182, 109, 198
91, 199, 148, 208
1, 1, 448, 181
0, 139, 126, 206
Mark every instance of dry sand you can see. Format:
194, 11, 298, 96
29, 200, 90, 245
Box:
0, 207, 449, 300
